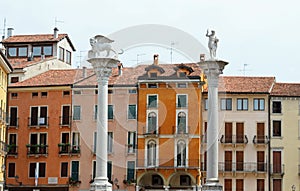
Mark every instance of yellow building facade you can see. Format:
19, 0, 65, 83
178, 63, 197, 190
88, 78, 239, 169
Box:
0, 50, 12, 191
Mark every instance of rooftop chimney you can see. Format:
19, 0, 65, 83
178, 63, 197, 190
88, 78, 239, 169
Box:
7, 28, 14, 38
54, 27, 59, 38
200, 54, 205, 61
82, 66, 87, 78
153, 54, 159, 65
118, 63, 123, 76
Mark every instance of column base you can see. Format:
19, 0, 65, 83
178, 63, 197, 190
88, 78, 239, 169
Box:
201, 179, 222, 191
90, 177, 112, 191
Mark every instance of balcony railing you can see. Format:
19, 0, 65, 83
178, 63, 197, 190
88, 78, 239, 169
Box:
220, 135, 248, 144
70, 145, 81, 154
58, 144, 80, 155
7, 117, 19, 128
142, 127, 160, 137
173, 126, 190, 135
253, 135, 269, 144
218, 162, 267, 173
59, 116, 71, 127
28, 117, 49, 128
7, 144, 18, 155
270, 164, 285, 175
136, 159, 200, 169
126, 144, 137, 154
26, 144, 48, 155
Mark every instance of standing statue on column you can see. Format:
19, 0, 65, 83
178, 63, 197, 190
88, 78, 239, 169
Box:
206, 29, 219, 60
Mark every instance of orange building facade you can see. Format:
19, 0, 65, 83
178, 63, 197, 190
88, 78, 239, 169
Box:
136, 61, 203, 190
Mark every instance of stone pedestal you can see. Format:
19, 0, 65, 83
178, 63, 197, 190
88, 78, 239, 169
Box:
198, 60, 228, 191
88, 57, 119, 191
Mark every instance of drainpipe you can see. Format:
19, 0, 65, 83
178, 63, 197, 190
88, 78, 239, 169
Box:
268, 94, 271, 191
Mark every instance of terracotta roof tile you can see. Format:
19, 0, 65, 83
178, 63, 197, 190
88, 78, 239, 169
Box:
8, 69, 91, 88
271, 82, 300, 96
2, 34, 68, 43
8, 57, 56, 69
204, 76, 275, 93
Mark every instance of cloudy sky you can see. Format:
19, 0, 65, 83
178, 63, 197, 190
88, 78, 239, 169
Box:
1, 0, 300, 82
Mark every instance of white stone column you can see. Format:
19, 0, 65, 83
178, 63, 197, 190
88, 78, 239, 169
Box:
198, 60, 228, 191
88, 58, 119, 191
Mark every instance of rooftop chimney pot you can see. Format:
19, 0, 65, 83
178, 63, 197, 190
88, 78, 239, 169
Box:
7, 28, 14, 38
54, 27, 59, 38
153, 54, 159, 65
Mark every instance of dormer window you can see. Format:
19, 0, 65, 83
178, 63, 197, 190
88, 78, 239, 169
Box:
7, 47, 28, 57
33, 45, 53, 56
150, 73, 157, 78
179, 72, 186, 77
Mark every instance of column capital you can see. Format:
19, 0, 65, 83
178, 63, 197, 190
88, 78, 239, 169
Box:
87, 57, 119, 82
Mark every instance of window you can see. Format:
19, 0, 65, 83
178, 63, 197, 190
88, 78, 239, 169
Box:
272, 151, 282, 173
11, 93, 18, 99
127, 161, 135, 181
74, 90, 81, 95
179, 72, 186, 77
61, 105, 70, 125
63, 91, 70, 96
237, 98, 248, 111
273, 120, 281, 137
127, 132, 136, 153
257, 179, 265, 191
32, 46, 42, 56
108, 105, 114, 119
257, 123, 265, 143
60, 133, 70, 154
71, 161, 79, 181
221, 98, 232, 110
95, 90, 98, 94
11, 77, 19, 83
204, 98, 208, 110
92, 161, 96, 179
180, 175, 191, 186
128, 89, 137, 94
177, 112, 187, 133
29, 162, 46, 177
94, 105, 98, 120
9, 107, 18, 127
61, 162, 68, 177
29, 133, 47, 154
236, 179, 244, 191
66, 50, 71, 64
128, 105, 136, 119
32, 92, 38, 98
273, 179, 282, 191
8, 163, 15, 177
148, 95, 157, 108
236, 151, 244, 171
107, 161, 112, 182
93, 132, 97, 154
108, 132, 113, 153
8, 134, 17, 154
108, 89, 113, 94
7, 47, 28, 57
177, 140, 187, 167
254, 98, 265, 111
177, 83, 187, 88
177, 94, 187, 108
147, 112, 157, 134
73, 106, 81, 120
150, 72, 157, 78
148, 83, 157, 88
272, 101, 282, 113
257, 151, 265, 171
59, 47, 64, 61
41, 92, 48, 97
224, 179, 232, 191
72, 132, 80, 153
147, 140, 157, 166
43, 45, 53, 56
30, 106, 48, 126
152, 175, 163, 186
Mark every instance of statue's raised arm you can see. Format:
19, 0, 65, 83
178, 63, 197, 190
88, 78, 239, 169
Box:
206, 29, 219, 60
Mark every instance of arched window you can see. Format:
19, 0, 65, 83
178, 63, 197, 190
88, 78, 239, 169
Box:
147, 140, 157, 166
177, 140, 186, 166
177, 112, 186, 133
148, 112, 157, 134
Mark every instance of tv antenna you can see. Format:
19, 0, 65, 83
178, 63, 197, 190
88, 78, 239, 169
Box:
131, 53, 146, 65
239, 63, 250, 76
1, 18, 6, 39
54, 17, 64, 27
169, 41, 178, 64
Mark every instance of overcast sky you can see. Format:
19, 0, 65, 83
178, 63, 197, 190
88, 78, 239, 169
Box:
1, 0, 300, 82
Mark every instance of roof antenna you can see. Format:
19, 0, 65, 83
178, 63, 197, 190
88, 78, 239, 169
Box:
238, 63, 251, 76
1, 18, 6, 40
54, 17, 64, 28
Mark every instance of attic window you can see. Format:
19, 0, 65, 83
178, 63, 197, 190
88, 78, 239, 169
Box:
11, 93, 18, 99
41, 92, 48, 97
179, 72, 186, 77
32, 92, 38, 98
63, 91, 70, 96
11, 77, 19, 83
150, 73, 158, 78
177, 83, 187, 88
148, 83, 157, 88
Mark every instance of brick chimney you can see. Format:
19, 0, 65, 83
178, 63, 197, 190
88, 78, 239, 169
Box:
153, 54, 159, 65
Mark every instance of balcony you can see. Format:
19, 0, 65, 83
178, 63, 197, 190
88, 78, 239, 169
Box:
59, 116, 71, 127
220, 135, 248, 145
7, 144, 18, 156
142, 127, 160, 137
7, 117, 19, 129
173, 126, 190, 136
136, 159, 200, 170
58, 144, 80, 155
28, 117, 49, 128
126, 144, 137, 154
26, 144, 48, 156
218, 162, 267, 173
70, 145, 81, 155
270, 164, 285, 176
253, 135, 269, 145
